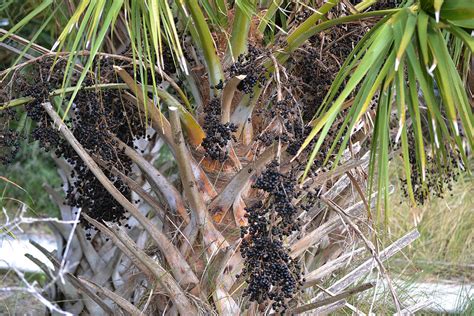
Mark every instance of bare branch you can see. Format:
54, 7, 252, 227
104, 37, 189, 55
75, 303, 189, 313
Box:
79, 277, 142, 316
290, 282, 375, 314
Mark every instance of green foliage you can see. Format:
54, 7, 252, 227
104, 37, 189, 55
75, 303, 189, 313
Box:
297, 2, 473, 221
0, 141, 61, 218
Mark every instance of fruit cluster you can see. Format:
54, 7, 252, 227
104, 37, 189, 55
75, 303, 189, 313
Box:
229, 46, 267, 95
239, 161, 303, 312
201, 98, 237, 162
9, 58, 145, 232
0, 107, 22, 165
399, 130, 464, 204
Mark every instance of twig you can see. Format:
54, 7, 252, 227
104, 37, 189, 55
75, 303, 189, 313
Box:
0, 28, 51, 54
321, 197, 402, 313
290, 282, 375, 314
79, 277, 141, 316
0, 202, 78, 239
11, 217, 78, 225
346, 171, 370, 215
0, 42, 35, 60
57, 203, 81, 285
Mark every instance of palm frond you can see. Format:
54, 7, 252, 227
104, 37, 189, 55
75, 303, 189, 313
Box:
299, 1, 473, 220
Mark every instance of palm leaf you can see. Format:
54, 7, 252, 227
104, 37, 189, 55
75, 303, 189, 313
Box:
300, 2, 473, 221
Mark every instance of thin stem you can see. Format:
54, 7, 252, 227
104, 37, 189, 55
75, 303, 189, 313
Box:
0, 97, 34, 110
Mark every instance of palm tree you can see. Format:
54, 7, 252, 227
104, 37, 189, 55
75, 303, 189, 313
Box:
0, 0, 472, 314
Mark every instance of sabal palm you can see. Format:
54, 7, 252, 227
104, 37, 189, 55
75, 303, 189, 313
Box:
0, 0, 472, 314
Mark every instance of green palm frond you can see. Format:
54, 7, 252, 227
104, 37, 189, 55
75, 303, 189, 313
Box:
0, 0, 53, 42
199, 0, 228, 29
228, 0, 257, 60
298, 0, 473, 220
2, 0, 191, 118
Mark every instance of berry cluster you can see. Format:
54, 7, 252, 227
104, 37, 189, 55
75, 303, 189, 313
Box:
399, 131, 464, 204
31, 126, 60, 152
239, 161, 303, 312
201, 98, 237, 162
0, 128, 22, 165
256, 131, 278, 147
252, 161, 302, 235
293, 7, 312, 25
0, 107, 22, 165
286, 24, 366, 122
268, 98, 306, 154
229, 46, 267, 94
8, 58, 146, 233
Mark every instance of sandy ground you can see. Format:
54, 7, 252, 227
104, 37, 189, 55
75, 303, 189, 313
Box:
0, 233, 56, 273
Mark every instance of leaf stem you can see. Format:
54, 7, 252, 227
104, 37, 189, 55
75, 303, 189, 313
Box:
184, 0, 224, 87
228, 1, 255, 60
